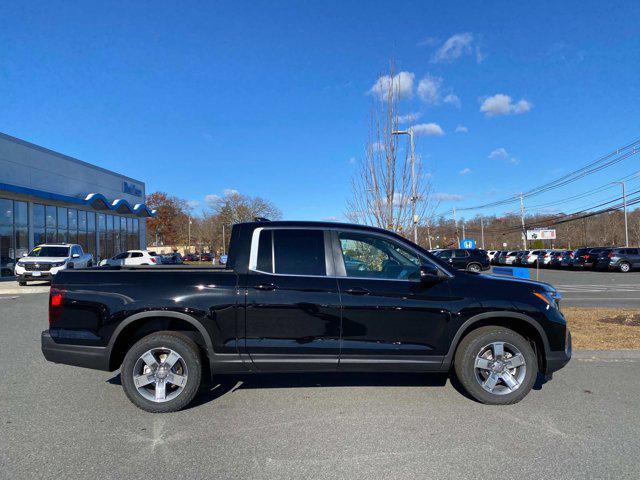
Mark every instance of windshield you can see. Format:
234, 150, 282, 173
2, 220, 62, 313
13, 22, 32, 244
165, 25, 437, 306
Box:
27, 246, 69, 258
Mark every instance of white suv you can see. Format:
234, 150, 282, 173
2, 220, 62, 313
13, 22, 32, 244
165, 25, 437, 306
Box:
14, 244, 93, 285
99, 250, 161, 267
521, 249, 545, 266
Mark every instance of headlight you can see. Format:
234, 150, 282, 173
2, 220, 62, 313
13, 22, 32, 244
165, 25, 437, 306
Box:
51, 261, 66, 267
532, 289, 561, 309
16, 261, 25, 267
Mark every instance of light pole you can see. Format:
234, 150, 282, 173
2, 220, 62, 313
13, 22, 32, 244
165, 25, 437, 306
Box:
612, 181, 629, 247
187, 216, 192, 253
391, 127, 418, 244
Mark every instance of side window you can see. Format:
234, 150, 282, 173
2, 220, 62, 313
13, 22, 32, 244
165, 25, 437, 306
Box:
255, 229, 326, 276
438, 250, 452, 259
453, 249, 469, 258
114, 252, 127, 260
131, 252, 143, 258
76, 245, 84, 255
338, 231, 421, 280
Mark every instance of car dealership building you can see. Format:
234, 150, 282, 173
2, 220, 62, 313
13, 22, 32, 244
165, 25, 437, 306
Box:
0, 132, 155, 277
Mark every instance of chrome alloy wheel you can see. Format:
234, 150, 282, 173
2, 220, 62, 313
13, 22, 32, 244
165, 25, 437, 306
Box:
474, 342, 526, 395
132, 348, 188, 403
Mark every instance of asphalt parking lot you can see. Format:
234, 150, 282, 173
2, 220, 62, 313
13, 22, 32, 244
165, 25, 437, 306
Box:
493, 267, 640, 308
2, 293, 639, 479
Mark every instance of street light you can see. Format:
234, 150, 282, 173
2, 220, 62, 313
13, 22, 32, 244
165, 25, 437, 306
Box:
612, 181, 629, 247
391, 127, 418, 244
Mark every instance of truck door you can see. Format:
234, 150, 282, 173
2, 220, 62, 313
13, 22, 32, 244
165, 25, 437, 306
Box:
332, 230, 453, 371
243, 228, 341, 371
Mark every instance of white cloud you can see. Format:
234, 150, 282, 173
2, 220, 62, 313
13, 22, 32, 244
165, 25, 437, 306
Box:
434, 192, 463, 201
223, 188, 239, 196
397, 112, 421, 124
204, 194, 221, 206
509, 157, 520, 165
443, 93, 461, 108
418, 37, 439, 47
187, 200, 200, 209
417, 75, 442, 105
455, 124, 468, 133
480, 94, 533, 117
371, 141, 385, 152
431, 32, 474, 63
488, 147, 508, 160
459, 168, 472, 175
412, 123, 445, 136
368, 71, 415, 99
348, 157, 357, 164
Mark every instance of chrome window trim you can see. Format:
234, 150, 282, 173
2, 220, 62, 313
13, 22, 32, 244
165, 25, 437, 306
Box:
248, 226, 453, 281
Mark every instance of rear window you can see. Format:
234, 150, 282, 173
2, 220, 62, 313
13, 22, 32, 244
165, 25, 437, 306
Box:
256, 229, 326, 276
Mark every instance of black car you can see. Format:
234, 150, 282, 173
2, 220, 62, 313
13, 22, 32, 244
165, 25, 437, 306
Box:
515, 250, 529, 266
596, 248, 640, 272
573, 247, 608, 268
162, 253, 183, 265
549, 250, 571, 268
433, 248, 490, 272
42, 220, 570, 412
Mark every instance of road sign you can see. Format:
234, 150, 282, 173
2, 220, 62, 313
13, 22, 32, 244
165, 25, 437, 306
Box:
461, 238, 476, 249
527, 229, 556, 240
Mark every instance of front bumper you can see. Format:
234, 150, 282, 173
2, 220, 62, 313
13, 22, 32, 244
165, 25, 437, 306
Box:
15, 264, 66, 280
546, 330, 572, 374
41, 331, 111, 371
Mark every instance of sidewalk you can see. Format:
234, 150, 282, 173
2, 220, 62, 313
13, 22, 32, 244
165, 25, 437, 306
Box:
0, 281, 50, 295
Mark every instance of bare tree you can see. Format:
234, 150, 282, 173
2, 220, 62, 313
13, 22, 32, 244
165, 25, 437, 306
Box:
346, 64, 437, 243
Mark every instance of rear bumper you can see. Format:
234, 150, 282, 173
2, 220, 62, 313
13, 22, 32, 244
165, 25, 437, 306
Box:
41, 331, 111, 371
545, 330, 572, 374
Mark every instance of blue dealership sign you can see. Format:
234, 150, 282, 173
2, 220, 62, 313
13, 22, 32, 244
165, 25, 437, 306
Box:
461, 238, 476, 249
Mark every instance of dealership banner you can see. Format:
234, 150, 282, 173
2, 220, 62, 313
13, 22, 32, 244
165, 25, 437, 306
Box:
526, 229, 556, 240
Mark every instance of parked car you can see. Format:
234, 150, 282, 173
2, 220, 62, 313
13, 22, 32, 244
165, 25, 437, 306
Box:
182, 253, 198, 262
596, 248, 639, 272
162, 253, 183, 265
490, 250, 502, 265
98, 250, 160, 267
14, 244, 93, 285
560, 250, 575, 267
42, 220, 570, 412
549, 250, 570, 267
521, 250, 545, 266
539, 250, 556, 267
503, 251, 520, 265
515, 250, 529, 266
200, 252, 212, 262
487, 251, 498, 262
573, 247, 608, 269
433, 248, 490, 272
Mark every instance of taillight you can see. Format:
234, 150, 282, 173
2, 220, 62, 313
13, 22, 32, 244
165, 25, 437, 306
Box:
570, 252, 574, 259
150, 257, 157, 264
49, 288, 64, 325
608, 251, 614, 258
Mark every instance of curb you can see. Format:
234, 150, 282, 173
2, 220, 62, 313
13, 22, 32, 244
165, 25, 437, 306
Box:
573, 350, 640, 359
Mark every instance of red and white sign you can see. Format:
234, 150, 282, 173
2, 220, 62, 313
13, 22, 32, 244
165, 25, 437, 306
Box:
526, 229, 556, 240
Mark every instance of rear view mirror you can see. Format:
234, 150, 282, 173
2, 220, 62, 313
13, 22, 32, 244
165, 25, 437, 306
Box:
72, 253, 80, 258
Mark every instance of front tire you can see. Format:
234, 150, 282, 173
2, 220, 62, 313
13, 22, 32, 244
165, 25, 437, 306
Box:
121, 331, 202, 413
18, 280, 26, 286
619, 262, 631, 273
467, 263, 482, 272
454, 326, 537, 405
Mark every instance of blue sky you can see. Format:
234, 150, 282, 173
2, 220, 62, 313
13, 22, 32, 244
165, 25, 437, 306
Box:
1, 1, 639, 222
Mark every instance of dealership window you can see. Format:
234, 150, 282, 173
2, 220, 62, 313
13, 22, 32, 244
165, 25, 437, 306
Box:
107, 215, 115, 258
77, 210, 87, 253
120, 217, 127, 253
45, 205, 56, 243
133, 218, 139, 249
57, 207, 68, 243
33, 204, 45, 246
0, 198, 29, 278
87, 212, 96, 259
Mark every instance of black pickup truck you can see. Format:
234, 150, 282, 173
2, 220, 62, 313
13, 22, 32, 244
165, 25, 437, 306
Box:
42, 220, 571, 412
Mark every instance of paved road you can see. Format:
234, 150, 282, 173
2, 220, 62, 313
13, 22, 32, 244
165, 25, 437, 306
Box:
491, 267, 640, 308
2, 293, 639, 479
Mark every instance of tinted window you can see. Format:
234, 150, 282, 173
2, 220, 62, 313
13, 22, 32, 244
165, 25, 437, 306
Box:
131, 252, 143, 258
453, 249, 469, 258
438, 249, 452, 259
339, 231, 421, 280
272, 229, 325, 276
256, 230, 273, 272
113, 252, 128, 260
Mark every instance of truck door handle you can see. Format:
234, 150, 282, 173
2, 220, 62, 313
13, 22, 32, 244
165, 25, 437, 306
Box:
345, 287, 370, 296
253, 283, 278, 291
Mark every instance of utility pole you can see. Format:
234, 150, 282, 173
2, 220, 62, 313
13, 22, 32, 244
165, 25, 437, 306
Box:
188, 216, 192, 254
462, 222, 466, 242
613, 181, 629, 247
222, 224, 226, 255
452, 207, 459, 247
480, 216, 485, 250
519, 193, 527, 250
391, 128, 418, 244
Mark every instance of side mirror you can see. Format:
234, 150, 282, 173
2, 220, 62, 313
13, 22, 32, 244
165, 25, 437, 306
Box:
72, 253, 80, 258
420, 264, 446, 283
22, 253, 28, 257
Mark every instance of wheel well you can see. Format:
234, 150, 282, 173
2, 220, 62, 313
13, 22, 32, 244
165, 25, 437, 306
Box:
453, 317, 547, 372
109, 317, 208, 370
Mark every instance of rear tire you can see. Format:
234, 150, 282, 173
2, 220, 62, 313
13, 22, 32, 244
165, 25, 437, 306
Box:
18, 280, 26, 286
121, 331, 202, 413
619, 262, 631, 273
467, 263, 482, 272
454, 326, 537, 405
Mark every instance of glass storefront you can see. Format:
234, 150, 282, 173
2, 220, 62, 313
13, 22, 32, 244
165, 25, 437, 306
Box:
1, 198, 29, 278
0, 197, 142, 277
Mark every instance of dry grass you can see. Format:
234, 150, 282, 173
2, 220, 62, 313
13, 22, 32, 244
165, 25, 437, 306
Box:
564, 307, 640, 349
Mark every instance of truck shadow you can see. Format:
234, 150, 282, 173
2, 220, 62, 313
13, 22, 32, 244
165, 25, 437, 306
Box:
107, 370, 549, 409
